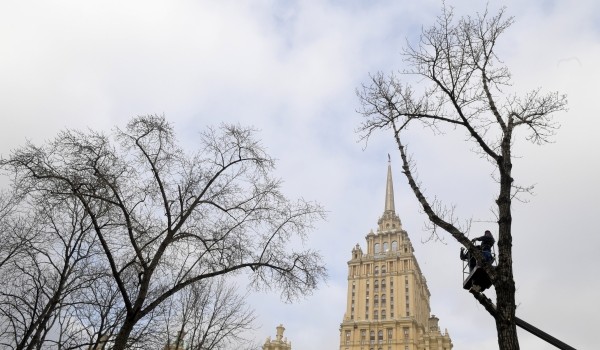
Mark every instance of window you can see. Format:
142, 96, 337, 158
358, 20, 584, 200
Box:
403, 327, 409, 338
370, 330, 375, 344
392, 241, 398, 251
374, 310, 378, 320
383, 242, 389, 252
374, 243, 380, 254
361, 329, 366, 344
381, 265, 386, 274
374, 295, 379, 306
378, 330, 383, 342
387, 328, 393, 340
381, 279, 386, 289
374, 266, 379, 275
374, 280, 379, 292
381, 294, 386, 305
381, 309, 386, 320
346, 330, 351, 345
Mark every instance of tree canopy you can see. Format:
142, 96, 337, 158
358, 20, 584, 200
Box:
0, 115, 326, 349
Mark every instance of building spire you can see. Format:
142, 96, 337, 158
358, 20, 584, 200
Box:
377, 155, 402, 231
384, 154, 395, 214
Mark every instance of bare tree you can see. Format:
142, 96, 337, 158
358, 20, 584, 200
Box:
357, 6, 566, 350
161, 278, 257, 350
1, 116, 326, 349
0, 198, 99, 350
0, 191, 34, 271
53, 270, 129, 350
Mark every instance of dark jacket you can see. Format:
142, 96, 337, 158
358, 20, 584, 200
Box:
473, 235, 495, 252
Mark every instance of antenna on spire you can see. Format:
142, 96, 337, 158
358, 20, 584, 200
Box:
388, 153, 391, 163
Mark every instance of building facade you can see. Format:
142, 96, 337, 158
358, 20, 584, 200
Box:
339, 161, 452, 350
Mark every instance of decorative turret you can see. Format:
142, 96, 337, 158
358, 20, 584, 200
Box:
263, 324, 291, 350
276, 324, 284, 341
351, 243, 363, 260
429, 315, 440, 333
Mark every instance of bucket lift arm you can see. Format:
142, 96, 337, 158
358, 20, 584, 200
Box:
469, 289, 576, 350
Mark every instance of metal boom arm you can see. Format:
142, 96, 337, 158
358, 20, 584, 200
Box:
470, 290, 576, 350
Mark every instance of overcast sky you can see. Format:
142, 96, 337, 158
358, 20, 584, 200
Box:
1, 1, 599, 349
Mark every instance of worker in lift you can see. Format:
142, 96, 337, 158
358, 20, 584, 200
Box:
460, 246, 478, 272
460, 230, 496, 293
471, 230, 495, 264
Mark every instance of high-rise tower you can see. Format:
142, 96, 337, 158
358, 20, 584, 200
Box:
339, 160, 452, 350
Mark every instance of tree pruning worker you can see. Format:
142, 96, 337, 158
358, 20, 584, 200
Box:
471, 230, 495, 264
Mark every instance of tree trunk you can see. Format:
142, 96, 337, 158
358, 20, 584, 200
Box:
494, 135, 520, 350
112, 315, 137, 350
495, 264, 519, 349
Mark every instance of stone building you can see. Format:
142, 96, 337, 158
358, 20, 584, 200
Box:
263, 324, 291, 350
339, 161, 452, 350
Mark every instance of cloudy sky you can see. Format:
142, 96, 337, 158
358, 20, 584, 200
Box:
1, 0, 599, 349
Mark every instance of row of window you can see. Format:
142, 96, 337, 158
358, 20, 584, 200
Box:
353, 279, 392, 296
350, 277, 413, 320
365, 278, 392, 288
350, 259, 413, 276
374, 241, 411, 254
344, 327, 411, 345
374, 241, 398, 254
405, 277, 410, 317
